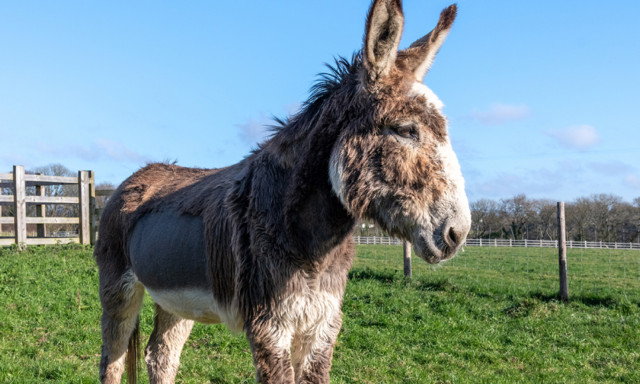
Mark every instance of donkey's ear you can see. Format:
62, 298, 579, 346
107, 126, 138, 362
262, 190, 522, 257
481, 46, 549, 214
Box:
363, 0, 404, 81
400, 4, 457, 81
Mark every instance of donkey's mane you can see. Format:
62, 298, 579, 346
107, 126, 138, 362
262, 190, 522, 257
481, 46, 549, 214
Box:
306, 54, 361, 110
266, 53, 362, 142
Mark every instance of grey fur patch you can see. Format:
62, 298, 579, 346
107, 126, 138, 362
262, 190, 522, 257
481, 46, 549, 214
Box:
129, 211, 209, 290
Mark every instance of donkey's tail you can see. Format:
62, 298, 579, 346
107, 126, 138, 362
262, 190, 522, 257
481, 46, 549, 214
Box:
126, 316, 140, 384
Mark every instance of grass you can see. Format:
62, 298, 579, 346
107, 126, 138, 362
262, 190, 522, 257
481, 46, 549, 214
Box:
0, 244, 638, 383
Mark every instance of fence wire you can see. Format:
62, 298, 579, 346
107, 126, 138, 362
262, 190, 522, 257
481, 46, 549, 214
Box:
353, 241, 640, 304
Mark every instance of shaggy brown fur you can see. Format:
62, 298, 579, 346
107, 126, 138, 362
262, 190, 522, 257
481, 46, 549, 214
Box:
96, 1, 469, 383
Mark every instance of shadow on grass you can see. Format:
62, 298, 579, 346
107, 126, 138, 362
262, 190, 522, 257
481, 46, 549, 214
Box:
413, 277, 458, 292
503, 290, 638, 319
527, 290, 633, 308
348, 268, 397, 284
569, 295, 620, 308
348, 268, 459, 293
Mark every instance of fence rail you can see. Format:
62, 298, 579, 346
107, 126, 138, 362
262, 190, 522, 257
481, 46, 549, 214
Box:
354, 236, 404, 245
0, 165, 96, 247
354, 236, 640, 250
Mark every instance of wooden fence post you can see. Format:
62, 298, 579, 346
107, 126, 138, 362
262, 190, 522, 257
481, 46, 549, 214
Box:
35, 175, 47, 238
13, 165, 27, 248
403, 241, 412, 278
78, 170, 90, 245
88, 171, 97, 246
557, 202, 569, 302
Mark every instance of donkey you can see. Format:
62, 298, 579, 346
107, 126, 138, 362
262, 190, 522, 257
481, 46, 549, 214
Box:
96, 1, 471, 382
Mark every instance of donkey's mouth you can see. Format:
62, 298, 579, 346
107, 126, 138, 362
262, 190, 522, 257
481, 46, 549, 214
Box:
412, 228, 463, 264
412, 236, 447, 264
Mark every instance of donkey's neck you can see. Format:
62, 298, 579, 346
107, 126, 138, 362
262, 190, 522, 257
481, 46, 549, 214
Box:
252, 115, 355, 262
246, 58, 362, 262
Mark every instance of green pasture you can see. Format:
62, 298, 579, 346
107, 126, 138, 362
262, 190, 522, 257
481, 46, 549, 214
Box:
0, 244, 638, 383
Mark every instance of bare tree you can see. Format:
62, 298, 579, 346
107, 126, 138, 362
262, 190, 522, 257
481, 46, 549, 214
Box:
470, 199, 500, 238
589, 194, 622, 242
612, 202, 635, 242
533, 199, 557, 240
500, 194, 534, 240
567, 197, 593, 241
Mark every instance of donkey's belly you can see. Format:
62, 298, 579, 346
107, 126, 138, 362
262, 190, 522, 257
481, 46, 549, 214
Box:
129, 211, 210, 290
129, 212, 241, 329
145, 287, 229, 325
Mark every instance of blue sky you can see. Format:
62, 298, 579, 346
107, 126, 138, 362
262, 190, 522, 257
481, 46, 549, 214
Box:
1, 1, 639, 203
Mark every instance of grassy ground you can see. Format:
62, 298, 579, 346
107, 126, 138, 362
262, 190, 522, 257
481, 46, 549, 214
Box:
0, 244, 638, 383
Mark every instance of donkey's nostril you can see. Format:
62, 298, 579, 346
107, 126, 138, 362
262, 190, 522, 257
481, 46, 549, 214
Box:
448, 227, 458, 246
449, 227, 458, 244
446, 226, 464, 248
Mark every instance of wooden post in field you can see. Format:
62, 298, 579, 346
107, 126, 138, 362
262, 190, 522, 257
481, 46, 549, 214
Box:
557, 202, 569, 302
35, 175, 47, 238
78, 170, 90, 245
403, 241, 412, 278
13, 165, 27, 248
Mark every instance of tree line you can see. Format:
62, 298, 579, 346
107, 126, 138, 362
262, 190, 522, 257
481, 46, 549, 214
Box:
471, 193, 640, 243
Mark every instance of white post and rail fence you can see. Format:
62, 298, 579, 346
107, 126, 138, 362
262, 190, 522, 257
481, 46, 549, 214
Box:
354, 236, 640, 250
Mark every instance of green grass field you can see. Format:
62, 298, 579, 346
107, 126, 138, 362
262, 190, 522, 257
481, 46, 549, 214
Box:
0, 244, 638, 383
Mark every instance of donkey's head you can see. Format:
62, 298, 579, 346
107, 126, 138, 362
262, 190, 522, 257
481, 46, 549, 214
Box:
329, 0, 471, 263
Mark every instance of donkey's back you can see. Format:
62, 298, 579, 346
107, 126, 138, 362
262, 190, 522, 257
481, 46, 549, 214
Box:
96, 162, 219, 278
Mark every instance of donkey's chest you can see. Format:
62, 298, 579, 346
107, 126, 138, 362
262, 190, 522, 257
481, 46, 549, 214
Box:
276, 289, 343, 328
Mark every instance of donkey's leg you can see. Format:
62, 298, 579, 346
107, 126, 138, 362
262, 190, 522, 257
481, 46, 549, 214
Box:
291, 302, 343, 383
99, 270, 145, 384
145, 304, 194, 384
246, 320, 295, 384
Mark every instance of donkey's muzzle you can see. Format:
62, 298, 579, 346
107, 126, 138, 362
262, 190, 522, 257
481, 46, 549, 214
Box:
413, 223, 469, 264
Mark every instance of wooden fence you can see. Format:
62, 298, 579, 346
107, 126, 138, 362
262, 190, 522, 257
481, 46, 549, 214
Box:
0, 165, 102, 247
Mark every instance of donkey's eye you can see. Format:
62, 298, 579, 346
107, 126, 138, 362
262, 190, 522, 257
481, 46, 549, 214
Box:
392, 125, 419, 141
